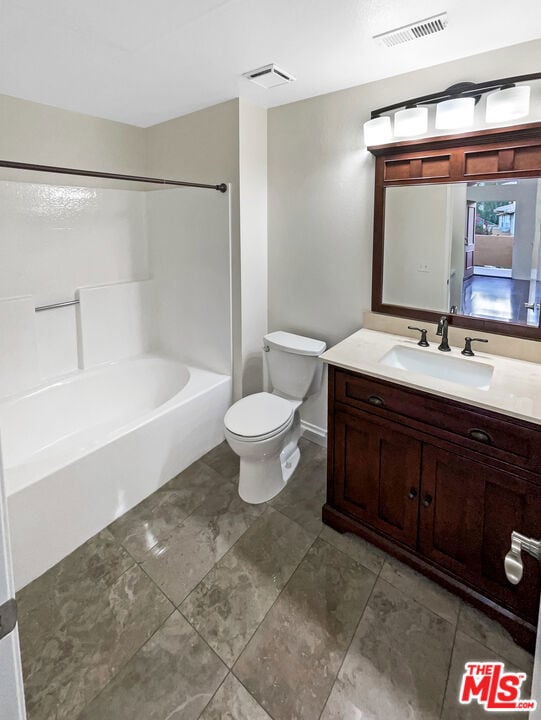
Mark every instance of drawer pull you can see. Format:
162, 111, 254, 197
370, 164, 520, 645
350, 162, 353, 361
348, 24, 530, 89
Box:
408, 487, 418, 500
422, 494, 433, 508
468, 428, 492, 445
367, 395, 384, 407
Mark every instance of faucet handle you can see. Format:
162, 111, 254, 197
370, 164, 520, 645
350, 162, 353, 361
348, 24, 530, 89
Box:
408, 326, 429, 347
461, 337, 488, 356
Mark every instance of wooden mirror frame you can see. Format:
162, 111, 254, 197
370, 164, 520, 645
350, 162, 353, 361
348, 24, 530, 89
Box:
369, 121, 541, 340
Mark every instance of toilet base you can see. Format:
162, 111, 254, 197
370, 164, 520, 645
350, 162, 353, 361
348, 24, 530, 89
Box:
238, 443, 301, 504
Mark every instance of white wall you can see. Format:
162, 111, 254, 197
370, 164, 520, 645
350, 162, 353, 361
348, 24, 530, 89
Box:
383, 185, 451, 313
268, 39, 541, 433
147, 188, 232, 376
239, 99, 268, 395
450, 184, 468, 312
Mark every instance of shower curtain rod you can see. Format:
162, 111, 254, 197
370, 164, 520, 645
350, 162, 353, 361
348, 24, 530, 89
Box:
0, 160, 228, 193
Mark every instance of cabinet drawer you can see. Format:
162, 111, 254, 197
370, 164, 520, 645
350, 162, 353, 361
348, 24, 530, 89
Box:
335, 369, 541, 474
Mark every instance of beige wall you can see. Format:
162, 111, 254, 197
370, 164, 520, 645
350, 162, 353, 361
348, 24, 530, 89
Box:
146, 99, 242, 395
146, 98, 269, 401
268, 39, 541, 432
0, 94, 145, 173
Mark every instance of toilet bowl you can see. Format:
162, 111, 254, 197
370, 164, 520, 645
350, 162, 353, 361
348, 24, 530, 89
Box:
224, 331, 326, 504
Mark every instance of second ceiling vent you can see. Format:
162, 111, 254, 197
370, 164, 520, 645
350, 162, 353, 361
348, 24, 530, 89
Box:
373, 12, 448, 48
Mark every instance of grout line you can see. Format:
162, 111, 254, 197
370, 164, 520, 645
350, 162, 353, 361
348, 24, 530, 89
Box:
194, 672, 230, 719
229, 671, 278, 720
316, 547, 385, 720
228, 535, 321, 715
439, 604, 461, 719
112, 470, 237, 564
179, 509, 316, 671
75, 604, 178, 717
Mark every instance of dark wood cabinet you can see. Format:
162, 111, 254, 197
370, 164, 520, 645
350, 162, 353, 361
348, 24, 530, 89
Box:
324, 364, 541, 650
333, 409, 421, 547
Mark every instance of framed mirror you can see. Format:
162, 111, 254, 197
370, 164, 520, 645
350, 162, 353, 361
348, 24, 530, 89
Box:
370, 122, 541, 339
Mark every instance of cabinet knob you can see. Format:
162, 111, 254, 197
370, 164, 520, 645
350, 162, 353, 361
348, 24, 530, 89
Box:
422, 494, 433, 508
408, 487, 418, 500
367, 395, 384, 407
468, 428, 492, 444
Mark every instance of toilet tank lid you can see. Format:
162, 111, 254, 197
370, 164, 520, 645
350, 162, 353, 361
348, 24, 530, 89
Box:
264, 331, 326, 357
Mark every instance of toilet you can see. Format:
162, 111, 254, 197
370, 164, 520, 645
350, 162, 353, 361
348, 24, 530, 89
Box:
224, 331, 326, 504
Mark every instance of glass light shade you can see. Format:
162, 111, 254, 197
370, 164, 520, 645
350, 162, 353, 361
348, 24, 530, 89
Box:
394, 107, 428, 137
485, 86, 530, 123
363, 116, 392, 146
435, 97, 475, 129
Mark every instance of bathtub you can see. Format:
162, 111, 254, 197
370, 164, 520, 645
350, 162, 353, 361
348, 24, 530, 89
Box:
0, 355, 231, 590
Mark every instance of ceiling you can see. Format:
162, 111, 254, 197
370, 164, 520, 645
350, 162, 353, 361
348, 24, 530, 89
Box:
0, 0, 540, 127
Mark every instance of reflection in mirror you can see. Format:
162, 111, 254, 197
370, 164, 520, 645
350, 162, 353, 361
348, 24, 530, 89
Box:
383, 179, 541, 327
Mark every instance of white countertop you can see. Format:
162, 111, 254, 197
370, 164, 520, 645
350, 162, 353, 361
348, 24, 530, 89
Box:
320, 328, 541, 426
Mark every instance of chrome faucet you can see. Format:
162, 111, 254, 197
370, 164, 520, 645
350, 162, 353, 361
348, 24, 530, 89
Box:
436, 316, 451, 352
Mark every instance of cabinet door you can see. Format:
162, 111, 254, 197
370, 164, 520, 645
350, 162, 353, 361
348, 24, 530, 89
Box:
333, 409, 421, 548
420, 445, 541, 624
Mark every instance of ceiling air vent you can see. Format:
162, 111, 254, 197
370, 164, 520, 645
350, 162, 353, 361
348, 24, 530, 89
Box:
373, 12, 448, 48
243, 63, 295, 89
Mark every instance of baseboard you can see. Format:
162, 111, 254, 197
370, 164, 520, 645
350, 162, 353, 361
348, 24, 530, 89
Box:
300, 419, 327, 447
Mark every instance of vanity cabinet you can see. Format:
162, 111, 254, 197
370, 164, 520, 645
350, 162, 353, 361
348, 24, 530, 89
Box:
324, 365, 541, 650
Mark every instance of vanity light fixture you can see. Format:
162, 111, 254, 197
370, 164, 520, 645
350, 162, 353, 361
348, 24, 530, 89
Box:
363, 116, 393, 145
486, 85, 531, 123
435, 96, 475, 129
364, 72, 541, 146
394, 106, 428, 136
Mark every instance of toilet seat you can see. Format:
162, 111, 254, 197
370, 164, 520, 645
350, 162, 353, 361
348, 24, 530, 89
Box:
224, 392, 294, 442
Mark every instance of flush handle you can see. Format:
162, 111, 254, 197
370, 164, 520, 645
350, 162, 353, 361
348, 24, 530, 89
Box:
468, 428, 492, 444
367, 395, 384, 407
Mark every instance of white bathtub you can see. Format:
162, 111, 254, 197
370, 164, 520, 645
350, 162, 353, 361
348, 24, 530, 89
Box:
0, 355, 231, 589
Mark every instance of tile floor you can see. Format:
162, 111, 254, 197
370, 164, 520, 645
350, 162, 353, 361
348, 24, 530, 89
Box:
17, 438, 534, 720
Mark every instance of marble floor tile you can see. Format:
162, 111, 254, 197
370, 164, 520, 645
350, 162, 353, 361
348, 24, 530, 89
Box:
109, 462, 225, 561
234, 537, 376, 720
22, 564, 173, 720
458, 603, 534, 671
142, 480, 264, 605
180, 507, 315, 666
200, 674, 272, 720
200, 440, 240, 479
17, 529, 134, 658
269, 438, 327, 535
441, 631, 534, 720
321, 577, 455, 720
380, 557, 461, 626
319, 524, 387, 574
79, 611, 227, 720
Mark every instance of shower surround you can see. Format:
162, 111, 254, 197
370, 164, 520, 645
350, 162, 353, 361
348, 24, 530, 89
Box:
0, 177, 232, 588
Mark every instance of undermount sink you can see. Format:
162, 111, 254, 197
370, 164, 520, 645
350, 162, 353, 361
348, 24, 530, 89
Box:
380, 345, 494, 390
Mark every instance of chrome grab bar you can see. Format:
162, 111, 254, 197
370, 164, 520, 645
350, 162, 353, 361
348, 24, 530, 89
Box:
35, 299, 79, 313
504, 531, 541, 585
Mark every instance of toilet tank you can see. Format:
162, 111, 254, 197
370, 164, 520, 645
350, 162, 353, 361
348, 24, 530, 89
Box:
264, 331, 326, 400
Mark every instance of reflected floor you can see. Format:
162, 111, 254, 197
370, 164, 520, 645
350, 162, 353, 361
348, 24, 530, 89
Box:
462, 275, 541, 325
17, 438, 533, 720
